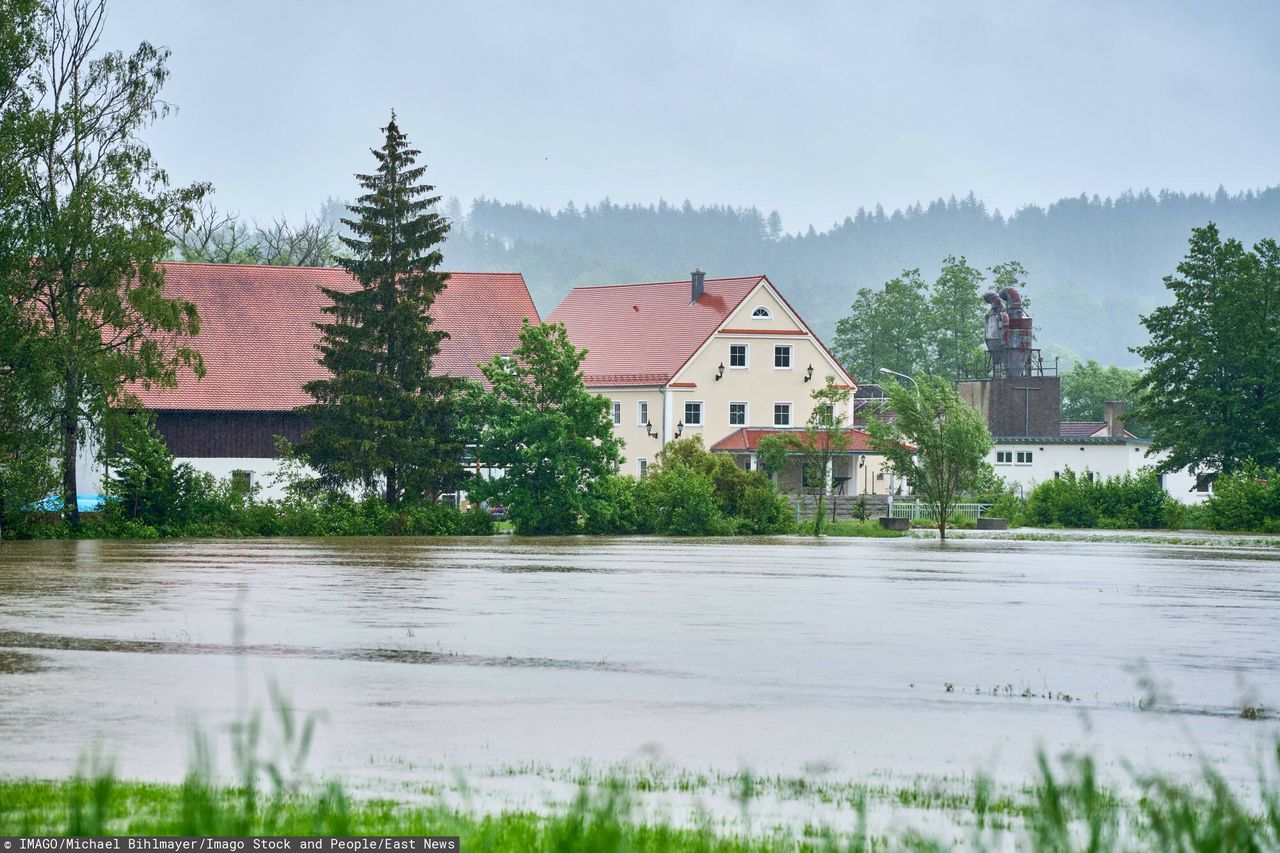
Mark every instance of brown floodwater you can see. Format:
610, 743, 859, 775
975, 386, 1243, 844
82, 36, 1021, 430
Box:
0, 535, 1277, 791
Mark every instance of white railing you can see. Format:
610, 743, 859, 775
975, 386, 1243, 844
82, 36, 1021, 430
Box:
888, 501, 991, 521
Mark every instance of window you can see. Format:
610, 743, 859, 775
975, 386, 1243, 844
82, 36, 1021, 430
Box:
995, 451, 1012, 464
684, 401, 703, 426
230, 469, 254, 493
729, 402, 746, 426
751, 306, 772, 320
816, 403, 834, 425
729, 344, 748, 368
637, 400, 648, 426
637, 458, 648, 478
774, 403, 791, 426
774, 345, 792, 368
612, 400, 621, 425
1016, 451, 1033, 464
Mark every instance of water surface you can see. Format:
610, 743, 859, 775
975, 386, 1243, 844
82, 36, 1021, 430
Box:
1, 536, 1277, 790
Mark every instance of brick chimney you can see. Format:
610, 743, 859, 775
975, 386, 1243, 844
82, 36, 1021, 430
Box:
1104, 400, 1126, 437
691, 268, 705, 302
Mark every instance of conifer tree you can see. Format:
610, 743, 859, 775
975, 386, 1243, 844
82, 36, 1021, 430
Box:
298, 116, 463, 504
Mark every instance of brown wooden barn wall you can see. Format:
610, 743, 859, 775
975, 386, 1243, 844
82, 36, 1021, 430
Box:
154, 411, 309, 458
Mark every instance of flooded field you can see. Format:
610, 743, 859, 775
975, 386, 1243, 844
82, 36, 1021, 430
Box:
1, 535, 1277, 817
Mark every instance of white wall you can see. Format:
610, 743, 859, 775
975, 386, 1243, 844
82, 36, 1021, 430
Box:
989, 440, 1207, 504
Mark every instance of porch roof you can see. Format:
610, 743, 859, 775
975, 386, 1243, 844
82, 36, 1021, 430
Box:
711, 426, 879, 454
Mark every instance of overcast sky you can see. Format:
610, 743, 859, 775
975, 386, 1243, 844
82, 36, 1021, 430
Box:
103, 0, 1280, 232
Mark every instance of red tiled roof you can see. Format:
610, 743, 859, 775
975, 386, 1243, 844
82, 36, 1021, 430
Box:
710, 427, 877, 453
548, 276, 765, 386
130, 263, 539, 412
1059, 421, 1138, 438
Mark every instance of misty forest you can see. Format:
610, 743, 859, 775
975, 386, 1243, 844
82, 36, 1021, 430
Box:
189, 186, 1280, 370
450, 187, 1280, 369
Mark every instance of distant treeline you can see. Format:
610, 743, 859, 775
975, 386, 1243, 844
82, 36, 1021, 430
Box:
437, 187, 1280, 366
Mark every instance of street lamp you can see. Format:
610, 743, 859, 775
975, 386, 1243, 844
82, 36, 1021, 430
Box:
878, 367, 920, 395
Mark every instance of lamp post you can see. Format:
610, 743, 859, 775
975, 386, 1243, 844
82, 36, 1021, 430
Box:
878, 368, 923, 519
878, 367, 920, 395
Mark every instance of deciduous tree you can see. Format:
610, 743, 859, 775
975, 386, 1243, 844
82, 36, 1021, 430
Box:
1133, 224, 1280, 474
1061, 359, 1143, 430
787, 376, 852, 537
833, 270, 930, 382
927, 256, 987, 380
14, 0, 208, 525
468, 321, 622, 535
867, 375, 992, 540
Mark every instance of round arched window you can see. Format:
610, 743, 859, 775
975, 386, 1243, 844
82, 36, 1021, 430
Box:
751, 306, 772, 320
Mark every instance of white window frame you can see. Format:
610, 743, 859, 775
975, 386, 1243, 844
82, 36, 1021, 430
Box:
995, 451, 1012, 464
728, 401, 747, 426
774, 345, 792, 370
773, 402, 792, 426
729, 343, 749, 369
611, 400, 622, 426
1015, 451, 1033, 465
637, 458, 648, 478
751, 306, 772, 320
637, 400, 648, 426
683, 400, 704, 427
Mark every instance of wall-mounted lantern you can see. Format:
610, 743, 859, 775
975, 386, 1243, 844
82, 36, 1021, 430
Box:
674, 420, 684, 439
804, 364, 815, 382
715, 362, 725, 381
645, 420, 659, 439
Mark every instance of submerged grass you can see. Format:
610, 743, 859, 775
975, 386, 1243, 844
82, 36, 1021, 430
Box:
800, 519, 907, 538
4, 683, 1280, 850
4, 743, 1280, 850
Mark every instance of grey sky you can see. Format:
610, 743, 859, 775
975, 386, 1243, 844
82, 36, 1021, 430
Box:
104, 0, 1280, 232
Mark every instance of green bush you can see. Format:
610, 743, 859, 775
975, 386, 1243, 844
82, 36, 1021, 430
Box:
583, 475, 641, 534
1026, 469, 1099, 527
641, 437, 792, 535
985, 492, 1026, 527
636, 462, 731, 536
1202, 463, 1280, 532
1025, 467, 1175, 529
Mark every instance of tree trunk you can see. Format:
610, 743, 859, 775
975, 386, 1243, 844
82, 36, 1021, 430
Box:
61, 388, 79, 529
384, 467, 397, 506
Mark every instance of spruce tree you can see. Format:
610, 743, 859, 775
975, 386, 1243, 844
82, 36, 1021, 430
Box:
298, 116, 464, 504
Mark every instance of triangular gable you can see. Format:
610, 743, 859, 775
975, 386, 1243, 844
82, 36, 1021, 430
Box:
668, 277, 856, 390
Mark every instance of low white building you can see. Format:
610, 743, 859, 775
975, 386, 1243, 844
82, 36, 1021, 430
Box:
988, 412, 1205, 503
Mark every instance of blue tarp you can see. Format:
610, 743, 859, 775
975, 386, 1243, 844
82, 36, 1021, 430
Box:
26, 494, 108, 512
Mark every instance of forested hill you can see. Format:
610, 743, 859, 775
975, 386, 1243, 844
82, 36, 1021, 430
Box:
438, 187, 1280, 367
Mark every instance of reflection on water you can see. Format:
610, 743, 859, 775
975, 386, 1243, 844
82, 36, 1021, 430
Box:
0, 535, 1277, 788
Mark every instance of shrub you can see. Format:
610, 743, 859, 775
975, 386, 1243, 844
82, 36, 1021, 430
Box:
642, 437, 792, 535
1202, 464, 1280, 532
583, 475, 641, 535
636, 462, 730, 536
1025, 467, 1175, 529
99, 412, 209, 534
1026, 469, 1100, 528
985, 492, 1026, 527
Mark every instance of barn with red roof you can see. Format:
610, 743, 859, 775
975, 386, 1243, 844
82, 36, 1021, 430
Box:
80, 263, 540, 496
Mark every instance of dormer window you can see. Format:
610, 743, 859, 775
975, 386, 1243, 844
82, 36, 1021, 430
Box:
751, 306, 772, 320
